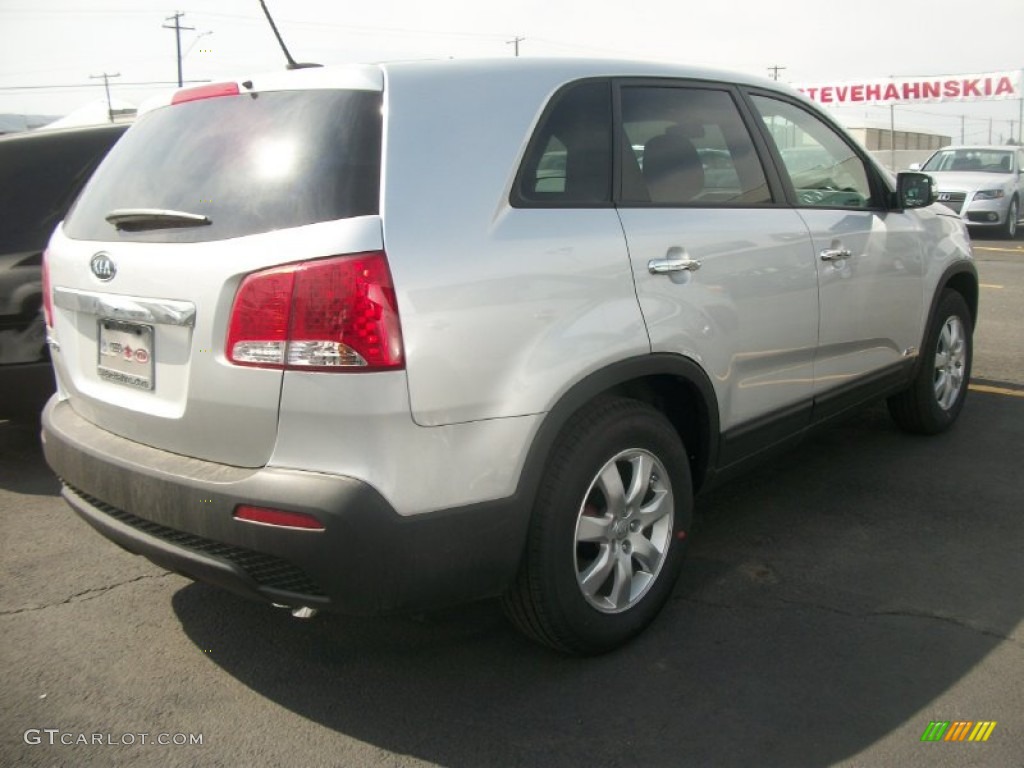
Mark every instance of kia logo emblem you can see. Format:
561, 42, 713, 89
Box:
90, 252, 116, 281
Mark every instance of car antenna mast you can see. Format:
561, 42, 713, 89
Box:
257, 0, 321, 70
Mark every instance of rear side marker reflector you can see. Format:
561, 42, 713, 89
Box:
234, 505, 325, 530
171, 82, 240, 105
42, 248, 54, 328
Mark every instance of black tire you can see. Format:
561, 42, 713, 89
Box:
502, 397, 692, 655
1001, 196, 1019, 240
888, 290, 972, 435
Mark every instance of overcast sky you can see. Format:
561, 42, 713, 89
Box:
1, 0, 1022, 140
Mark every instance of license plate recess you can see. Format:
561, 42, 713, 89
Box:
98, 319, 154, 390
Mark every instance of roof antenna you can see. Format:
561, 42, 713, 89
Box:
258, 0, 321, 70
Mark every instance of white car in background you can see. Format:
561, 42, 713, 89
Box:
914, 145, 1024, 238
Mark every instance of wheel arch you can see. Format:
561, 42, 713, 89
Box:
935, 261, 979, 330
515, 354, 720, 509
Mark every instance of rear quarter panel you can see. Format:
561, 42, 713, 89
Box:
380, 63, 651, 427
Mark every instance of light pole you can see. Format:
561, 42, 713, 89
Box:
182, 29, 213, 81
184, 30, 213, 61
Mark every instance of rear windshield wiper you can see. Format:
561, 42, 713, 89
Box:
106, 208, 212, 232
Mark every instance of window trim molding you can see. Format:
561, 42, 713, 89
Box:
509, 77, 616, 210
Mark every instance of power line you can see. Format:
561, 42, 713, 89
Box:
767, 65, 787, 81
0, 7, 159, 15
507, 36, 525, 57
0, 80, 208, 91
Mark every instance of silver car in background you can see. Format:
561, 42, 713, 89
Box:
915, 145, 1024, 238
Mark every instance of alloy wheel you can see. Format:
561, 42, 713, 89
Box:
933, 314, 967, 410
573, 448, 674, 613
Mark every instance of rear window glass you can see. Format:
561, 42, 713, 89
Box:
64, 89, 382, 243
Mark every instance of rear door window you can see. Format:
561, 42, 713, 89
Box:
619, 86, 772, 206
64, 89, 382, 243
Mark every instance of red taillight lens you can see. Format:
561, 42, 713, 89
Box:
41, 249, 54, 328
226, 266, 296, 367
234, 505, 325, 530
226, 251, 404, 372
171, 82, 240, 105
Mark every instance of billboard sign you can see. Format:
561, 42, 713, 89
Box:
792, 70, 1022, 107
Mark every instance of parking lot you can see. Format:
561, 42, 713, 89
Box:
1, 238, 1022, 767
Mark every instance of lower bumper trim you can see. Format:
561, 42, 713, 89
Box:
64, 481, 328, 600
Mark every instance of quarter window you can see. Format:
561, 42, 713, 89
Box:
516, 81, 612, 205
750, 95, 874, 209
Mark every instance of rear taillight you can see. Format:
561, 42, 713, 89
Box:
226, 252, 404, 372
41, 249, 53, 327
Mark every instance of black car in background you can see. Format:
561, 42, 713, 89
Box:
0, 122, 128, 420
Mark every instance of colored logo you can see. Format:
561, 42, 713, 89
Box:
920, 721, 997, 742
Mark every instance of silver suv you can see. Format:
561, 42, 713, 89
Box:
41, 59, 977, 654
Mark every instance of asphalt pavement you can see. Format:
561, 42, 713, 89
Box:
1, 237, 1022, 767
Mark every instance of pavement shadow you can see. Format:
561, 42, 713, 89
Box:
0, 418, 60, 496
173, 393, 1023, 766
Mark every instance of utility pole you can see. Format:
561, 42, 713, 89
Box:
890, 104, 896, 171
90, 72, 121, 122
163, 11, 195, 87
506, 36, 524, 57
1018, 94, 1023, 144
767, 65, 786, 81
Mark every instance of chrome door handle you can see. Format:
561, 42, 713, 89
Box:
820, 248, 852, 262
648, 257, 702, 274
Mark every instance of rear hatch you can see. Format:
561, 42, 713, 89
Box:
46, 72, 385, 467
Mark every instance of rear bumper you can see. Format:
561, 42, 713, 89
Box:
41, 397, 528, 614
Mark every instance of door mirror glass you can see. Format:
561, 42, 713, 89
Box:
896, 171, 936, 209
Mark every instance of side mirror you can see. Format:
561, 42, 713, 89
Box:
895, 171, 936, 209
908, 162, 922, 171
